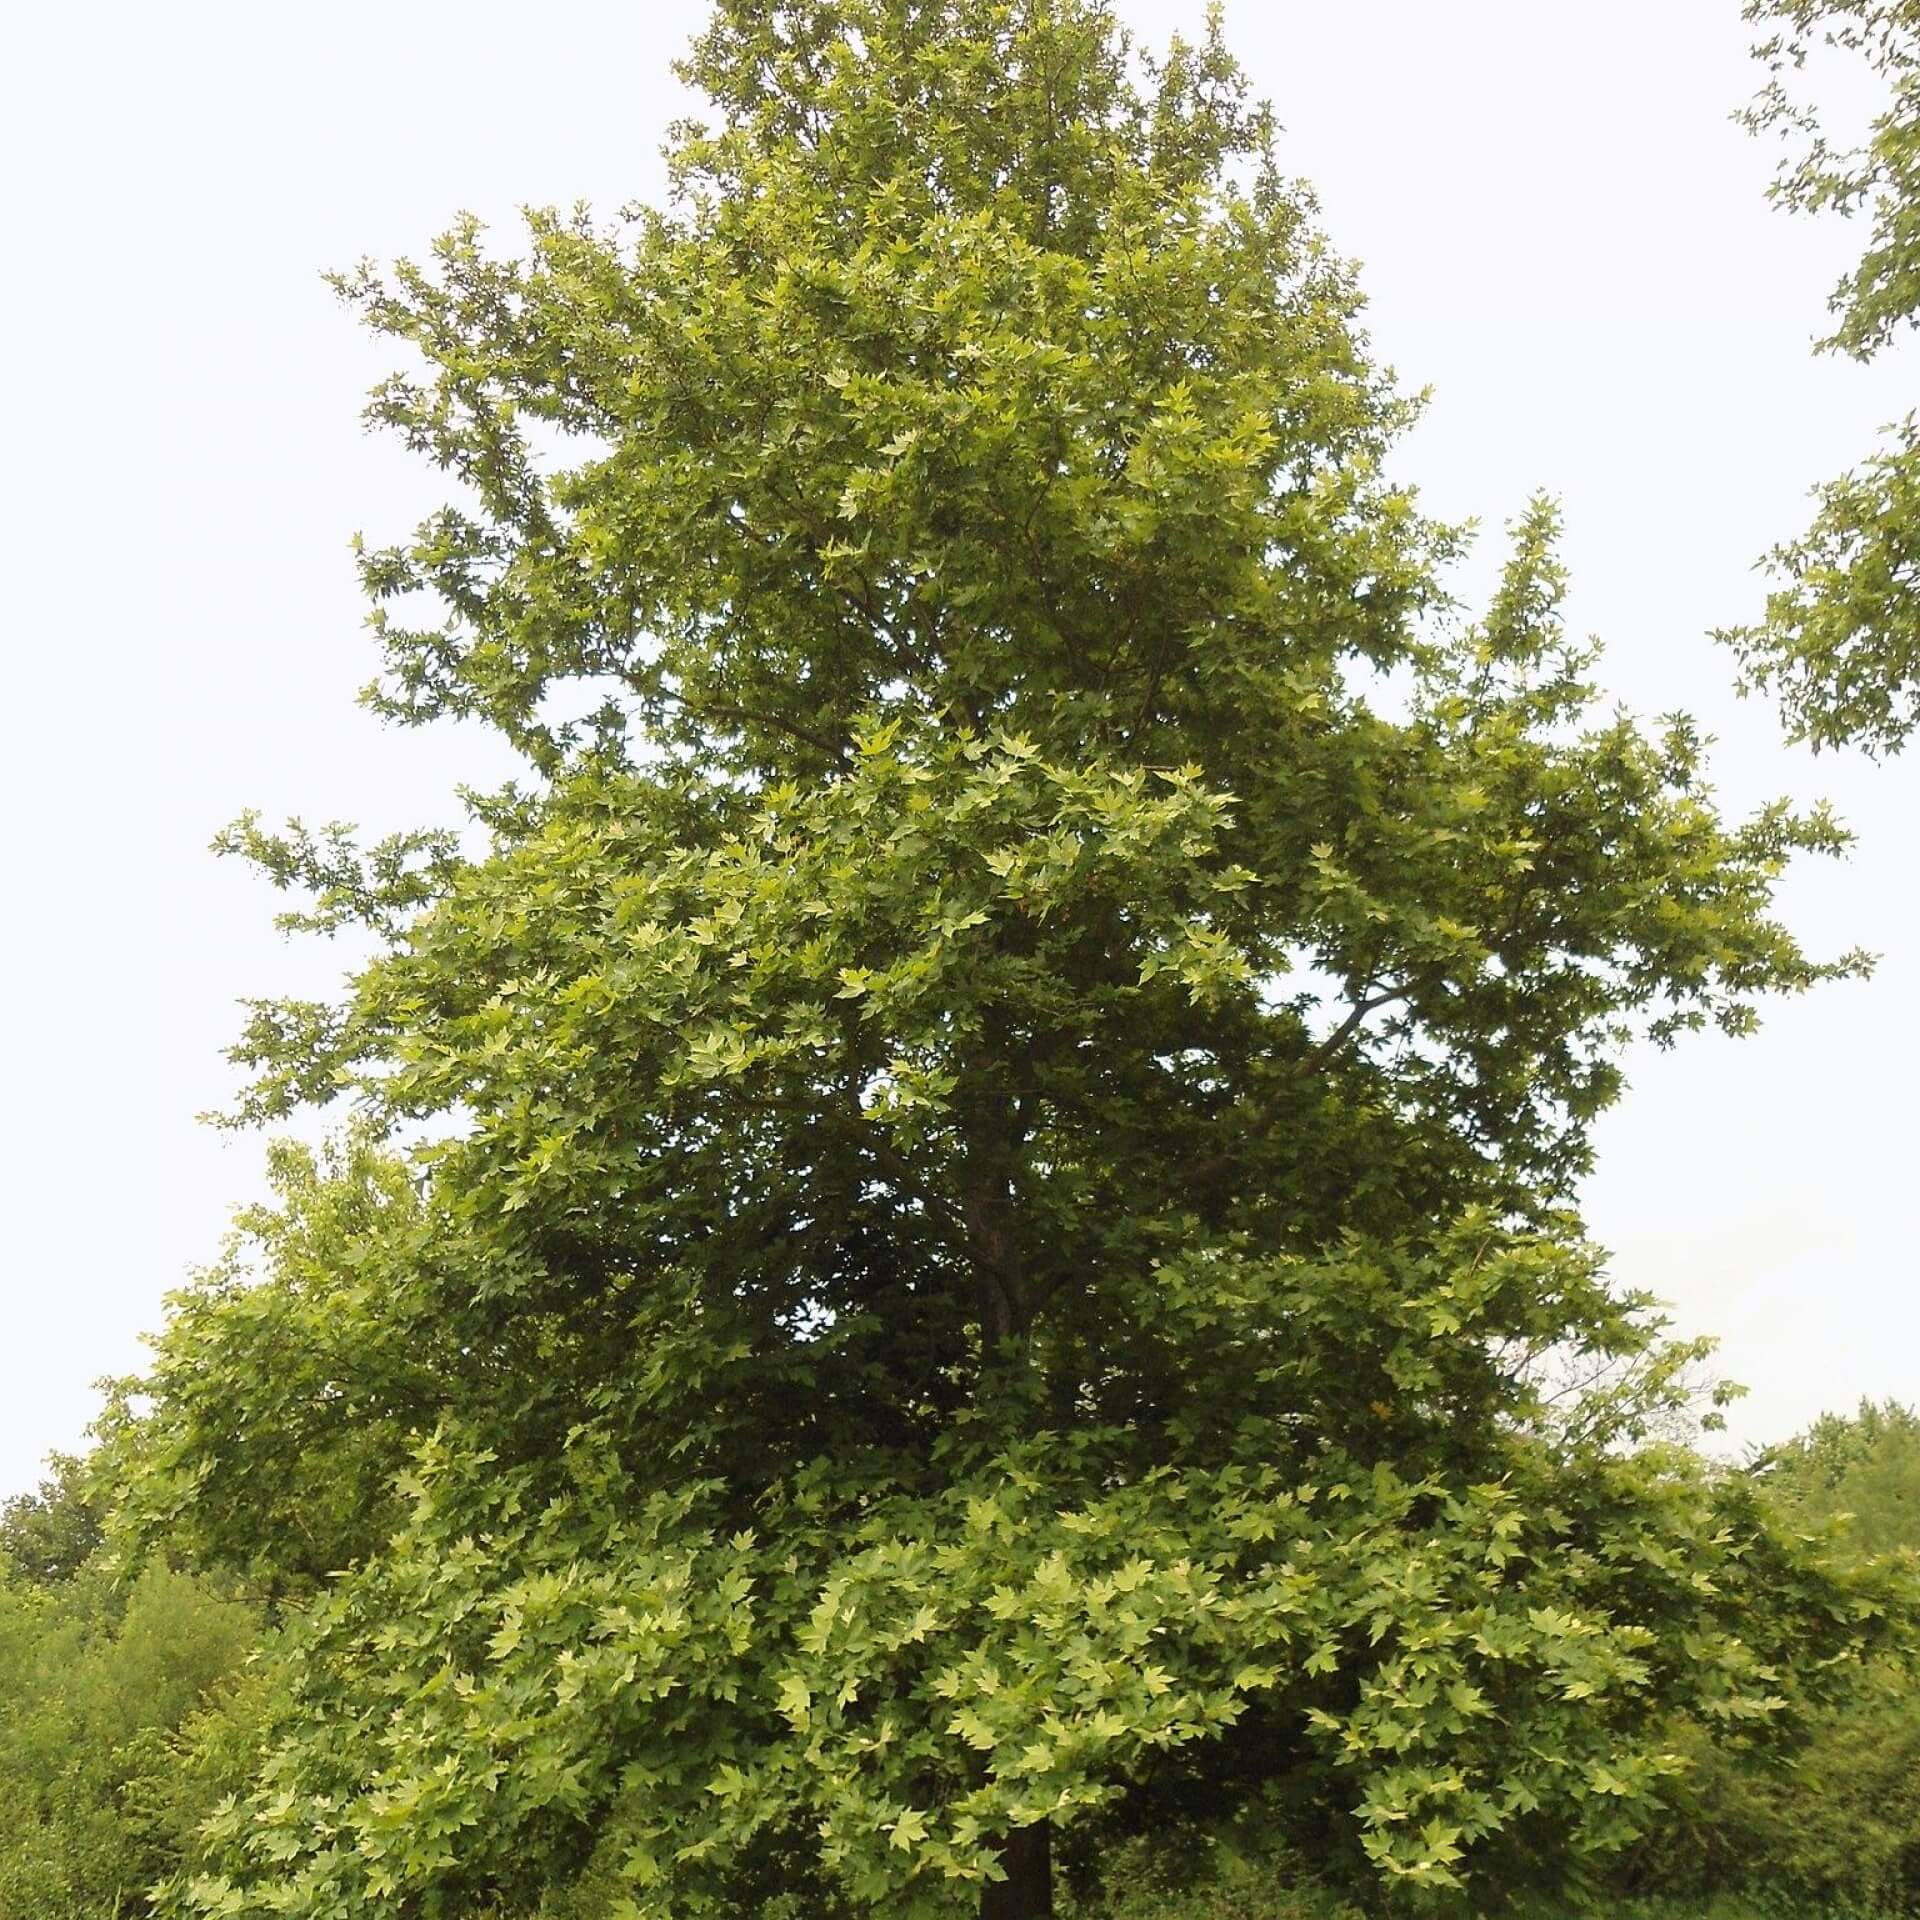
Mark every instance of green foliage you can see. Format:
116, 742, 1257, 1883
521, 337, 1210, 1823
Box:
98, 1134, 445, 1595
1625, 1688, 1920, 1915
1073, 1817, 1903, 1920
1730, 1, 1920, 752
94, 2, 1916, 1915
1615, 1404, 1920, 1915
1720, 412, 1920, 756
1, 1453, 103, 1587
0, 1557, 262, 1920
1741, 0, 1920, 361
1766, 1398, 1920, 1555
143, 1380, 1909, 1919
1057, 1825, 1364, 1920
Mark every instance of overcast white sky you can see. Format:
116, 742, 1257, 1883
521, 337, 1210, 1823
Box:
2, 1, 1914, 1498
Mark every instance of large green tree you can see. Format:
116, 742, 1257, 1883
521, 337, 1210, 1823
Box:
110, 5, 1911, 1916
1729, 0, 1920, 752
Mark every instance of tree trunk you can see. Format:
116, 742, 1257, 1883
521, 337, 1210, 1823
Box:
961, 1036, 1050, 1920
981, 1821, 1053, 1920
959, 1078, 1032, 1368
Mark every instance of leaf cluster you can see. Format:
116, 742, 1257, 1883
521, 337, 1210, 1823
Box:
1732, 0, 1920, 751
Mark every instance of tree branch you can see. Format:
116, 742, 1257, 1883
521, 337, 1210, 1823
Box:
640, 679, 854, 768
1182, 979, 1416, 1193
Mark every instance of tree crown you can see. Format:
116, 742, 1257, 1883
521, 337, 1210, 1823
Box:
103, 6, 1914, 1914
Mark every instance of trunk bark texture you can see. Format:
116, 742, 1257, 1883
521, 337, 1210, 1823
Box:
959, 1025, 1033, 1364
980, 1821, 1053, 1920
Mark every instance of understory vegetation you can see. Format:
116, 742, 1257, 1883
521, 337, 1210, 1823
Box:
4, 1404, 1916, 1916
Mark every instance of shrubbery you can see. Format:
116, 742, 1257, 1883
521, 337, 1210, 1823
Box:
0, 1527, 263, 1920
1608, 1405, 1920, 1917
1042, 1405, 1920, 1919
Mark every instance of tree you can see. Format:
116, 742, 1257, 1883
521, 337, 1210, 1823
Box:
1765, 1396, 1920, 1556
0, 1454, 103, 1588
1727, 0, 1920, 753
1617, 1402, 1920, 1912
0, 1557, 261, 1919
108, 4, 1911, 1916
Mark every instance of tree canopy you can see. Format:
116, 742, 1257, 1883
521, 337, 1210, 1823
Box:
1, 1455, 103, 1589
103, 5, 1914, 1918
1766, 1397, 1920, 1555
1728, 0, 1920, 752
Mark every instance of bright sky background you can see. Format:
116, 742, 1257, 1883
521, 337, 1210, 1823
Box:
3, 1, 1914, 1499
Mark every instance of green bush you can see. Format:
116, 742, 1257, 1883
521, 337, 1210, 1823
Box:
1053, 1821, 1364, 1920
1604, 1404, 1920, 1918
0, 1559, 262, 1920
1618, 1678, 1920, 1916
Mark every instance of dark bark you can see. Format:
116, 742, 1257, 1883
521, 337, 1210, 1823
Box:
960, 1027, 1052, 1920
958, 1022, 1034, 1363
981, 1821, 1054, 1920
962, 1141, 1028, 1356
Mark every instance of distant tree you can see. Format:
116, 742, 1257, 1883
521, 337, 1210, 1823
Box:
107, 4, 1911, 1917
1765, 1397, 1920, 1555
1620, 1401, 1920, 1913
0, 1453, 102, 1587
1728, 0, 1920, 752
0, 1560, 261, 1918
